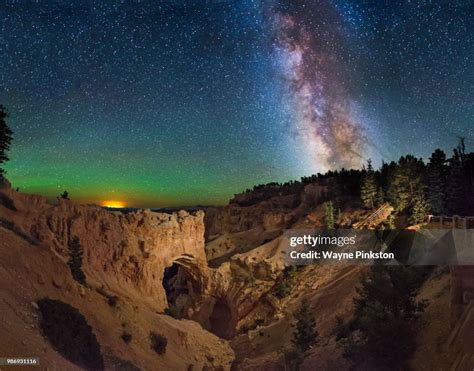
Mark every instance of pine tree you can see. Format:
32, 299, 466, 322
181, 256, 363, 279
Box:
337, 266, 428, 369
68, 236, 86, 285
409, 191, 430, 225
361, 160, 378, 209
0, 106, 13, 176
447, 146, 467, 215
291, 298, 318, 368
376, 187, 385, 207
427, 149, 446, 214
387, 155, 424, 212
324, 201, 335, 230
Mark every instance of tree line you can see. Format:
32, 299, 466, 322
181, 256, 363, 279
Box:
237, 140, 473, 220
361, 139, 474, 221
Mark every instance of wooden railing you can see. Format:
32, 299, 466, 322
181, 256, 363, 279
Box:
427, 215, 474, 229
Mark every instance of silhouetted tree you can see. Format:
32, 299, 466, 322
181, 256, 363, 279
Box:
426, 149, 447, 214
60, 191, 70, 200
376, 187, 385, 207
447, 144, 468, 215
68, 236, 86, 285
0, 106, 13, 176
361, 160, 378, 209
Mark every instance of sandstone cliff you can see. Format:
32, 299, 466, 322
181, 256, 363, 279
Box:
0, 178, 233, 370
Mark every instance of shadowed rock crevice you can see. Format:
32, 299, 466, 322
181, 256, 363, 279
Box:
209, 298, 235, 339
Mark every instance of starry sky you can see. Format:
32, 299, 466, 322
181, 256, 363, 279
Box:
1, 0, 473, 207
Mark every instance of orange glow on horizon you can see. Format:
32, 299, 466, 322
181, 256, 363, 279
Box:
101, 200, 127, 208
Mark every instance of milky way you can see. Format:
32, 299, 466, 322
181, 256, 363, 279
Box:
272, 1, 365, 171
1, 1, 473, 206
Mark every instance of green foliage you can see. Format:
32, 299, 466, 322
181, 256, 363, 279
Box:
447, 144, 468, 215
0, 106, 13, 176
337, 266, 429, 370
409, 191, 430, 225
427, 149, 447, 214
164, 307, 178, 318
275, 266, 299, 299
376, 187, 385, 207
68, 236, 86, 285
237, 142, 474, 216
323, 201, 335, 230
150, 332, 167, 355
290, 298, 318, 369
275, 282, 290, 298
361, 160, 378, 209
285, 265, 298, 282
387, 155, 425, 212
384, 213, 396, 229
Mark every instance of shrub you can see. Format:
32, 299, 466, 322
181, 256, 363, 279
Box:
150, 332, 167, 355
60, 190, 70, 200
108, 295, 119, 307
275, 282, 290, 298
164, 307, 178, 318
121, 332, 132, 344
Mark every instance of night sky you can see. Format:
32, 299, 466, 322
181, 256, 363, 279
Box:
1, 1, 473, 207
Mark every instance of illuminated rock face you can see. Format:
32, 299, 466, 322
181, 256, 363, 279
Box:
0, 177, 207, 311
0, 178, 235, 370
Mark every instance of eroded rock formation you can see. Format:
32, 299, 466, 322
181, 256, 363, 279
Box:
0, 178, 234, 370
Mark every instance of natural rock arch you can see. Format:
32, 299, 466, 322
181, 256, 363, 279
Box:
162, 257, 203, 317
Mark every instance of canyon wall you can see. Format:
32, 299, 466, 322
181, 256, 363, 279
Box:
1, 178, 207, 311
0, 178, 234, 370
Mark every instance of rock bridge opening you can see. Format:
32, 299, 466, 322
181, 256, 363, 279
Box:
162, 260, 202, 318
162, 259, 237, 340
